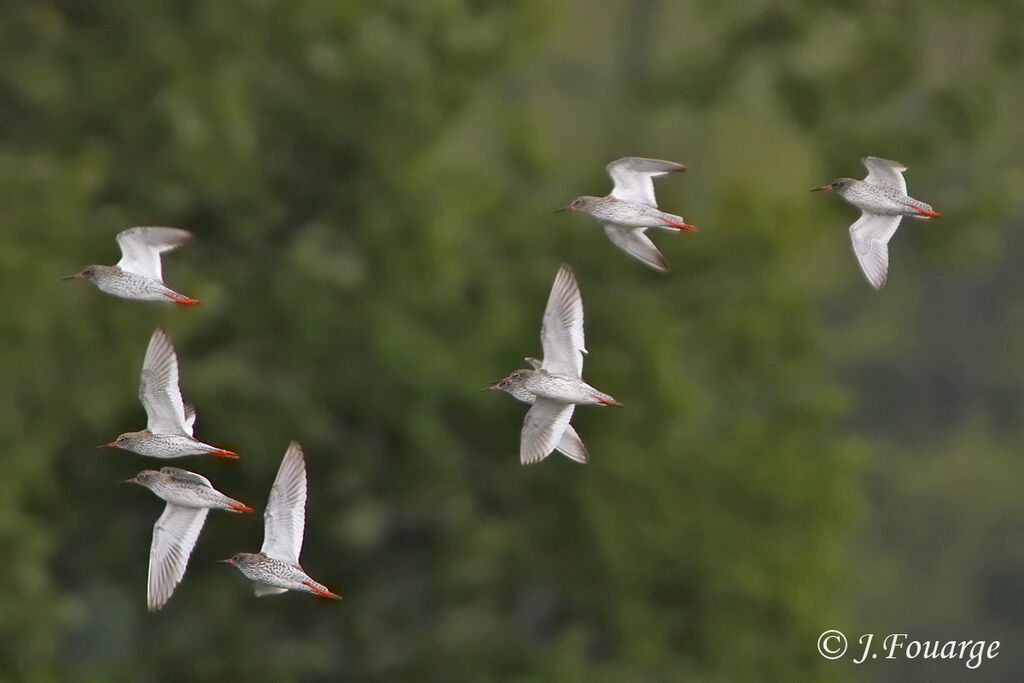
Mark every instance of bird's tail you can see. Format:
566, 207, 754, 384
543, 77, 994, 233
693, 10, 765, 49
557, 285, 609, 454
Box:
658, 212, 697, 232
303, 581, 342, 600
909, 201, 941, 219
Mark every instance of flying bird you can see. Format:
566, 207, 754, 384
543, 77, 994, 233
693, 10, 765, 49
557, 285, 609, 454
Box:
221, 442, 340, 600
489, 265, 620, 465
64, 226, 198, 305
813, 156, 941, 290
126, 467, 252, 611
103, 329, 237, 459
561, 157, 695, 272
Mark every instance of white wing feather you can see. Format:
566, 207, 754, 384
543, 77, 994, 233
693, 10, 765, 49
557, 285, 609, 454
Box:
116, 227, 193, 282
160, 467, 213, 488
520, 399, 575, 465
555, 424, 588, 464
606, 157, 685, 207
539, 265, 587, 379
254, 583, 288, 597
147, 504, 209, 612
261, 442, 307, 565
849, 213, 903, 290
139, 329, 190, 436
603, 226, 669, 272
861, 157, 907, 195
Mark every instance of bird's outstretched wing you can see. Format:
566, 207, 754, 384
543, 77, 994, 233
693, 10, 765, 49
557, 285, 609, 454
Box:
116, 227, 193, 282
261, 442, 307, 565
539, 265, 587, 379
606, 157, 686, 207
254, 583, 288, 597
603, 226, 669, 272
849, 213, 903, 290
555, 423, 588, 464
160, 467, 213, 487
183, 404, 196, 435
520, 399, 575, 465
861, 157, 907, 195
148, 504, 209, 612
139, 329, 190, 436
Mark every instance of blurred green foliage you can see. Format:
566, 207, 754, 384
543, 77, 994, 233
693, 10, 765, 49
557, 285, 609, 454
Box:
2, 0, 1023, 681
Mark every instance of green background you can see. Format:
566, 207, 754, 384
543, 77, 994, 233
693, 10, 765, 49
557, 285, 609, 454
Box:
2, 0, 1023, 680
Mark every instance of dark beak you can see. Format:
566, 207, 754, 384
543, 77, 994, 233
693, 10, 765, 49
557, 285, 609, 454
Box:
811, 185, 832, 192
553, 207, 568, 213
62, 272, 86, 280
216, 558, 234, 565
98, 442, 118, 449
121, 477, 139, 484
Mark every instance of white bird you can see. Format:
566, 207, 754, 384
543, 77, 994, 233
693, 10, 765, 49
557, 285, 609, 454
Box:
490, 265, 620, 465
813, 156, 941, 289
126, 468, 252, 611
104, 329, 237, 458
64, 227, 199, 304
562, 157, 695, 272
222, 442, 340, 600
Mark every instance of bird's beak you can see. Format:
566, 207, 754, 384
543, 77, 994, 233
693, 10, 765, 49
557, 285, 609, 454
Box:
484, 382, 502, 391
216, 558, 233, 565
62, 272, 86, 280
98, 442, 118, 449
811, 184, 832, 192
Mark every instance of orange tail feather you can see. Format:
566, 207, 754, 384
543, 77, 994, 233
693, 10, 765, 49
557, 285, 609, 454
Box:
164, 293, 200, 306
304, 582, 342, 600
912, 206, 941, 218
662, 218, 697, 232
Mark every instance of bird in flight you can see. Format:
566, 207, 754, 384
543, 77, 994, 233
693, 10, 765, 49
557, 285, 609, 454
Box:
64, 226, 199, 304
221, 442, 341, 600
103, 329, 237, 459
561, 157, 695, 272
126, 467, 252, 611
813, 156, 940, 290
489, 265, 620, 465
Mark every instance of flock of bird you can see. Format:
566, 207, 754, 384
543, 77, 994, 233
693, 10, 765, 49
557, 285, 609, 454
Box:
66, 155, 938, 610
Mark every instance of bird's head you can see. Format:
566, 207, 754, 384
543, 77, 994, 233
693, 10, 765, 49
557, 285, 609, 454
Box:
219, 553, 256, 568
812, 178, 854, 194
123, 470, 159, 487
101, 432, 139, 450
559, 196, 599, 213
488, 369, 532, 392
63, 266, 101, 281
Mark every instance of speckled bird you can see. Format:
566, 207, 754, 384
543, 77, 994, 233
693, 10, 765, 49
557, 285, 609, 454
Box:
813, 156, 940, 290
221, 442, 340, 600
490, 265, 620, 465
504, 357, 588, 464
562, 157, 695, 272
127, 467, 252, 611
64, 226, 198, 304
104, 329, 237, 459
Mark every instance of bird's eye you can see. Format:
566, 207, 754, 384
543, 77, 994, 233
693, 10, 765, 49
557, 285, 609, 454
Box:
511, 372, 520, 379
572, 199, 583, 207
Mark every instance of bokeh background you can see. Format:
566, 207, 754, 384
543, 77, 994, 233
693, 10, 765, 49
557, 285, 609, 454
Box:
3, 0, 1024, 680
